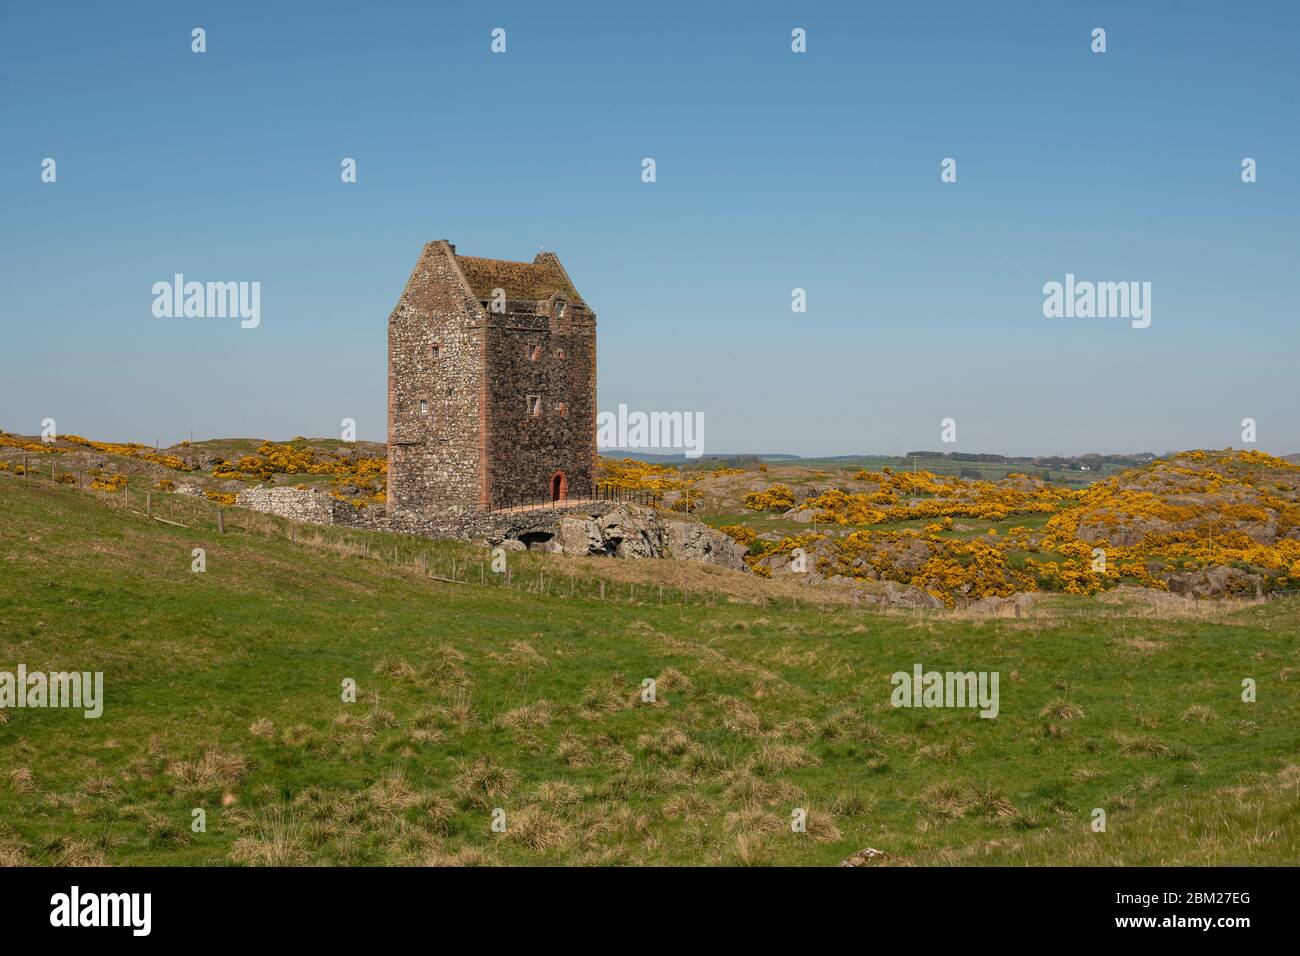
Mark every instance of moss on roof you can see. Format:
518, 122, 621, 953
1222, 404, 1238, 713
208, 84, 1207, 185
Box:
456, 255, 583, 304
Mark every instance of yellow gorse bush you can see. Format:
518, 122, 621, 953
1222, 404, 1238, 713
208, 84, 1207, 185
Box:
742, 451, 1300, 602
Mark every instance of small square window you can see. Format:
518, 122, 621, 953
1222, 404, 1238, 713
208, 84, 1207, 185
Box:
431, 344, 441, 360
526, 394, 542, 418
419, 399, 428, 414
527, 344, 541, 362
555, 347, 565, 359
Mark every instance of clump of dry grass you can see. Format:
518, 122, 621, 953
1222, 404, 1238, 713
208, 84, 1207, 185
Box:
230, 806, 309, 866
490, 640, 549, 668
453, 756, 520, 809
555, 732, 593, 768
578, 674, 630, 718
919, 781, 971, 819
417, 688, 478, 733
248, 718, 275, 739
0, 844, 29, 866
662, 792, 714, 822
722, 772, 804, 809
826, 790, 872, 818
636, 726, 693, 758
716, 695, 764, 737
534, 779, 583, 807
166, 749, 248, 796
494, 699, 552, 731
425, 845, 499, 867
365, 770, 423, 815
1113, 732, 1170, 757
654, 666, 693, 692
748, 742, 818, 775
80, 775, 122, 799
144, 811, 191, 848
731, 833, 774, 866
724, 805, 786, 836
280, 723, 315, 746
1180, 704, 1217, 723
800, 807, 842, 843
501, 805, 569, 853
407, 725, 445, 746
775, 716, 818, 741
54, 839, 108, 867
680, 742, 729, 778
1040, 698, 1085, 720
968, 786, 1016, 820
8, 768, 34, 792
376, 644, 473, 691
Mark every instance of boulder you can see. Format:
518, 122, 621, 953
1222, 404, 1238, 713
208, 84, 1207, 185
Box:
878, 581, 944, 610
599, 507, 659, 559
662, 521, 748, 571
557, 515, 605, 556
1164, 565, 1263, 598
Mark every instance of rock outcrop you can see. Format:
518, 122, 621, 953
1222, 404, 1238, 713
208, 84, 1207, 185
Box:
496, 504, 748, 571
1163, 565, 1264, 598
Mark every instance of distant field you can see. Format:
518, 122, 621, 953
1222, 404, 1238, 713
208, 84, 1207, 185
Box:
769, 456, 1116, 485
2, 476, 1297, 866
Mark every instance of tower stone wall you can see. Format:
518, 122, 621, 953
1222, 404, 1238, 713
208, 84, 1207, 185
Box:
386, 240, 596, 532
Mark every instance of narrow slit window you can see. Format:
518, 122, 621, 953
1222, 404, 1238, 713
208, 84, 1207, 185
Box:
431, 344, 441, 361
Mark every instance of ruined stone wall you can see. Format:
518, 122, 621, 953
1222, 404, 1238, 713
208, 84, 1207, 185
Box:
235, 487, 335, 524
235, 487, 388, 529
387, 241, 485, 522
485, 300, 596, 506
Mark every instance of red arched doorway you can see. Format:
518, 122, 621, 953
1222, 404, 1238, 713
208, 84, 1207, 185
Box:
550, 471, 568, 502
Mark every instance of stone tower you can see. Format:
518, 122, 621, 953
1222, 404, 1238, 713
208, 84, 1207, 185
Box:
387, 240, 596, 532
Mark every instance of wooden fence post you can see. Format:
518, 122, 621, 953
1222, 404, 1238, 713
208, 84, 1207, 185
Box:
146, 492, 152, 518
217, 509, 225, 535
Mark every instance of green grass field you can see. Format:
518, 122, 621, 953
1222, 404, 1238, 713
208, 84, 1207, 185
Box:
1, 476, 1297, 866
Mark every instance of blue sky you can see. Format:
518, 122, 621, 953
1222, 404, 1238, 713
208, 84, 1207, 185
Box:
2, 1, 1296, 456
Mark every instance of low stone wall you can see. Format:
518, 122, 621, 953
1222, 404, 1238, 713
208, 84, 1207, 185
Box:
332, 500, 389, 530
235, 487, 389, 530
235, 487, 336, 524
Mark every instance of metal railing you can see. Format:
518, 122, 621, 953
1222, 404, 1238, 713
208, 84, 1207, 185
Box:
489, 482, 664, 513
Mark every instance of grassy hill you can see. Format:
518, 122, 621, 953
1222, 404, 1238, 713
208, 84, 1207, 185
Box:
1, 475, 1298, 865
